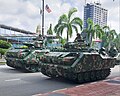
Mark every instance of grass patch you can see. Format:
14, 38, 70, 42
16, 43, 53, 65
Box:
0, 62, 6, 65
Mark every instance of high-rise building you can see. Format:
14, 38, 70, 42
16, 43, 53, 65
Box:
84, 3, 108, 29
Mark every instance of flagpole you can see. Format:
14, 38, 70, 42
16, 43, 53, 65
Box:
119, 0, 120, 34
119, 0, 120, 77
42, 0, 44, 36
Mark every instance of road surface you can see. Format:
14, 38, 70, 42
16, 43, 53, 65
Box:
0, 65, 120, 96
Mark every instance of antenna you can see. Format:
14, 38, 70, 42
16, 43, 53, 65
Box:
85, 0, 86, 4
98, 0, 101, 3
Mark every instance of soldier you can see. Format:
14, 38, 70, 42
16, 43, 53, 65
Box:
74, 33, 83, 42
37, 34, 43, 41
108, 44, 118, 57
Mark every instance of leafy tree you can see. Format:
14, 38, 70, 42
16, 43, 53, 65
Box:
47, 24, 53, 35
94, 24, 104, 39
85, 18, 104, 40
54, 8, 83, 41
59, 38, 67, 46
0, 40, 12, 49
82, 18, 117, 49
0, 48, 8, 55
113, 33, 120, 52
102, 26, 117, 48
85, 18, 95, 45
83, 18, 103, 46
36, 24, 41, 35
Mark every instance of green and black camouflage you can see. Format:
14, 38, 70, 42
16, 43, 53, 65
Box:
40, 41, 117, 83
5, 35, 61, 72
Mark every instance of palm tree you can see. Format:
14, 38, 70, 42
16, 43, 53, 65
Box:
47, 24, 53, 35
86, 18, 104, 40
54, 8, 83, 41
83, 18, 98, 46
94, 24, 104, 39
83, 19, 117, 49
114, 33, 120, 52
102, 26, 117, 48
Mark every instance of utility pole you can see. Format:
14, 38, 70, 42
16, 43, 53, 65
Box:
42, 0, 44, 36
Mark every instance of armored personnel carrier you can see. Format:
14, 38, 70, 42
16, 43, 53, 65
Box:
40, 39, 117, 83
5, 35, 61, 72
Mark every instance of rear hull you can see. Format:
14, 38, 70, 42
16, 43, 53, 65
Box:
6, 58, 40, 72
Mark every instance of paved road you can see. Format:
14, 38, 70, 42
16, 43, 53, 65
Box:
0, 65, 120, 96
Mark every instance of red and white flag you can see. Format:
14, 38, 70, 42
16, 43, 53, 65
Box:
45, 4, 51, 13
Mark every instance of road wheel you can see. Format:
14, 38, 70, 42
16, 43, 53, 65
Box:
84, 72, 90, 82
96, 70, 101, 80
90, 71, 96, 81
30, 65, 37, 72
104, 69, 110, 77
77, 73, 84, 83
24, 64, 30, 71
68, 73, 77, 81
101, 70, 106, 79
37, 65, 41, 72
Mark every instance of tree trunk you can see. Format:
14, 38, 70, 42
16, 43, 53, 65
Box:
67, 31, 69, 42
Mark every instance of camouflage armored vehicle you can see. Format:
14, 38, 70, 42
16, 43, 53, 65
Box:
40, 39, 117, 83
5, 35, 61, 72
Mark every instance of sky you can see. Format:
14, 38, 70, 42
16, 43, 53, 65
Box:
0, 0, 119, 40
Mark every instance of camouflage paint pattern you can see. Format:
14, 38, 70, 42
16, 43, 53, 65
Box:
6, 48, 49, 72
5, 35, 61, 72
40, 49, 116, 83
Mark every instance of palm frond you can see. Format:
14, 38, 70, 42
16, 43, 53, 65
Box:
68, 8, 77, 20
71, 17, 83, 30
54, 23, 67, 37
87, 18, 94, 30
54, 23, 60, 33
57, 25, 67, 36
58, 14, 68, 24
102, 25, 110, 31
94, 24, 101, 30
72, 25, 78, 33
68, 24, 73, 37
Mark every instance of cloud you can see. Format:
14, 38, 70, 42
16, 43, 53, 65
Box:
0, 0, 119, 37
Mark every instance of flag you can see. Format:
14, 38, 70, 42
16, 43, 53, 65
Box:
45, 4, 51, 13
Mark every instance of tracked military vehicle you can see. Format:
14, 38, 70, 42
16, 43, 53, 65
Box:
5, 35, 61, 72
40, 38, 117, 83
